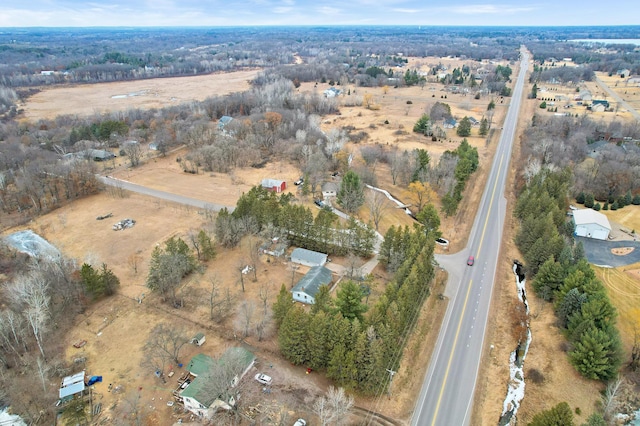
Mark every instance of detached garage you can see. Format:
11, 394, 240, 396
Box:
573, 208, 611, 240
290, 248, 328, 267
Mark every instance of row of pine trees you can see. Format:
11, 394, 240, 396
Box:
274, 224, 436, 394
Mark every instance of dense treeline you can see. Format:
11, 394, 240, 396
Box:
528, 38, 640, 76
0, 147, 100, 215
515, 169, 622, 381
530, 64, 595, 84
521, 114, 640, 202
274, 223, 436, 393
0, 26, 528, 90
215, 186, 376, 257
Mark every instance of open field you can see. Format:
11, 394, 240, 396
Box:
601, 204, 640, 235
19, 69, 259, 121
595, 71, 640, 112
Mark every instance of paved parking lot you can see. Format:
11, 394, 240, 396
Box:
577, 236, 640, 267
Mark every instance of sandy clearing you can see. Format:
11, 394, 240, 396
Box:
20, 69, 260, 121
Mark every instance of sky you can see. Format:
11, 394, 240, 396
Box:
0, 0, 638, 27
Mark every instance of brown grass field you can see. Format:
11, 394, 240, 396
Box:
8, 55, 638, 424
19, 69, 259, 121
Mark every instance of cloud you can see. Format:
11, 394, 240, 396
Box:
450, 4, 537, 15
316, 5, 341, 15
273, 6, 293, 13
393, 8, 422, 13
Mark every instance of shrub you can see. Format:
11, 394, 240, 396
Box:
632, 194, 640, 205
617, 196, 627, 208
406, 100, 413, 104
539, 101, 547, 109
593, 203, 601, 211
603, 201, 609, 210
611, 201, 619, 210
527, 368, 545, 384
584, 193, 594, 208
576, 192, 585, 204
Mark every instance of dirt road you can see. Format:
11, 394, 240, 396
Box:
594, 75, 640, 120
99, 176, 234, 212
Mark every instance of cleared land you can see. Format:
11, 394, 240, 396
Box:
19, 69, 259, 121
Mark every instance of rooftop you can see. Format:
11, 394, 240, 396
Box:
291, 265, 332, 298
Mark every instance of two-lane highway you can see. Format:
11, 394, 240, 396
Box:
411, 48, 530, 426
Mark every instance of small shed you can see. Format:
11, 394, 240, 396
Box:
291, 266, 333, 304
261, 179, 287, 193
573, 208, 611, 240
218, 116, 233, 130
59, 371, 86, 399
290, 248, 328, 267
322, 182, 339, 198
192, 333, 206, 346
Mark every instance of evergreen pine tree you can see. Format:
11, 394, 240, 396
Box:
273, 284, 294, 328
278, 306, 310, 365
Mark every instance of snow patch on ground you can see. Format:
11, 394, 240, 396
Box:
365, 184, 413, 216
4, 230, 61, 259
0, 408, 27, 426
499, 265, 531, 425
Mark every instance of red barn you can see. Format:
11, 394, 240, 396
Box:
261, 178, 287, 193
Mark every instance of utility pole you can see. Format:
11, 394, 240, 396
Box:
386, 369, 396, 397
290, 265, 299, 288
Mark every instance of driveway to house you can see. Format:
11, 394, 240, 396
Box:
593, 75, 640, 121
99, 175, 234, 212
577, 236, 640, 267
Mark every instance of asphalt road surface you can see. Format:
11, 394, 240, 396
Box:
577, 236, 640, 267
98, 175, 234, 212
593, 75, 640, 121
411, 48, 530, 426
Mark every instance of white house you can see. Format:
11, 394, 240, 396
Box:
291, 266, 333, 304
322, 182, 339, 198
179, 348, 255, 420
290, 248, 328, 267
573, 208, 611, 240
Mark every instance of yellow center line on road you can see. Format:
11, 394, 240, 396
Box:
430, 154, 504, 426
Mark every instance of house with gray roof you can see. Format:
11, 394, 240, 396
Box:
291, 266, 332, 304
290, 247, 327, 267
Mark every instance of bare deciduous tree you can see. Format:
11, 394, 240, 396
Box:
366, 189, 390, 231
602, 376, 624, 422
124, 141, 142, 167
142, 323, 190, 375
313, 386, 354, 426
235, 301, 255, 338
127, 252, 141, 274
36, 356, 49, 394
199, 348, 254, 415
8, 273, 50, 359
246, 237, 260, 282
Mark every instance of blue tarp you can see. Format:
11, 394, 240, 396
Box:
86, 376, 102, 386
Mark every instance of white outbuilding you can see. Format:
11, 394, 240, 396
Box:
573, 208, 611, 240
290, 248, 328, 267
